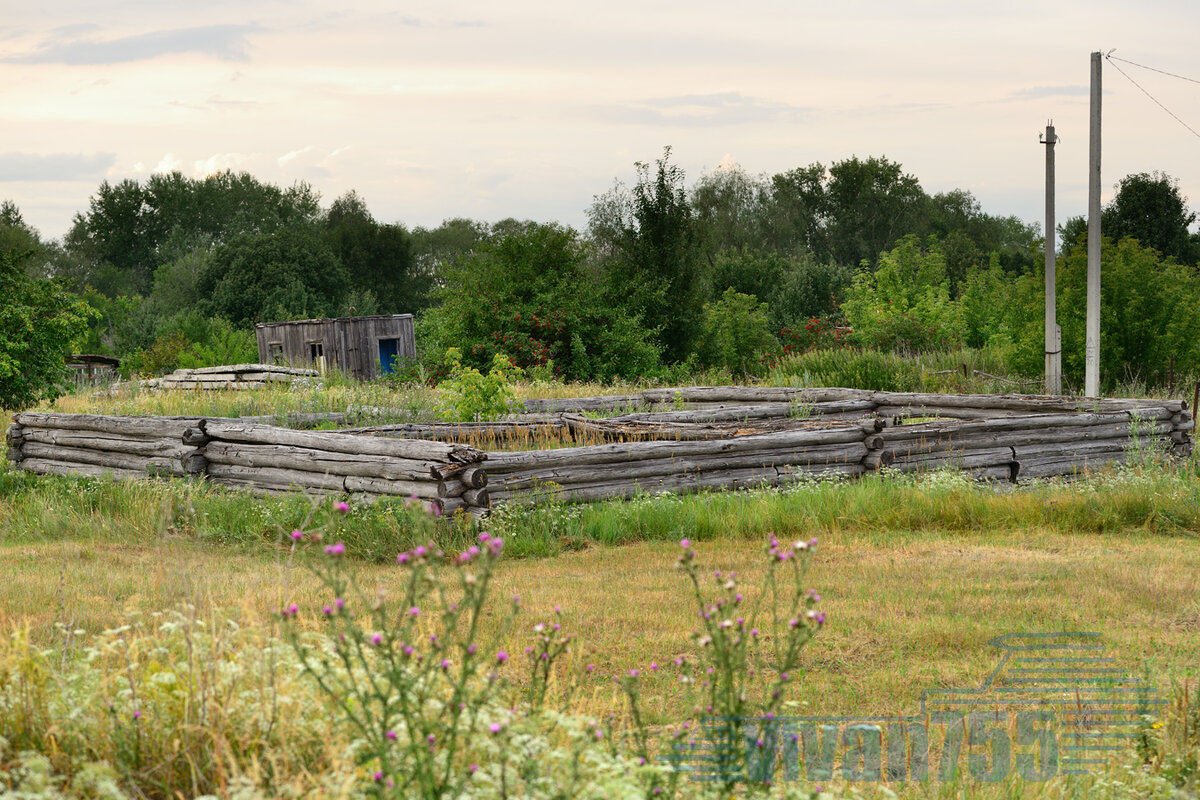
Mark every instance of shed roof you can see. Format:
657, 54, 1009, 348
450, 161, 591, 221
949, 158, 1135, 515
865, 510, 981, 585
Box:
255, 314, 414, 329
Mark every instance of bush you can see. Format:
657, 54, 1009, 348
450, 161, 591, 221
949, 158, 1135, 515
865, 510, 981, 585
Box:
696, 288, 779, 379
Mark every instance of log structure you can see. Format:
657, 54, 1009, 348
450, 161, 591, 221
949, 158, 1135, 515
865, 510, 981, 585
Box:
154, 364, 319, 391
5, 387, 1193, 513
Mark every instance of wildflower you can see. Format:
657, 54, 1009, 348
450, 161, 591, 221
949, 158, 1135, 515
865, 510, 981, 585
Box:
334, 501, 350, 513
467, 643, 477, 655
408, 606, 420, 617
586, 664, 595, 672
649, 662, 659, 671
496, 651, 509, 664
469, 764, 479, 773
441, 659, 451, 670
397, 552, 409, 565
427, 734, 436, 745
324, 542, 346, 556
793, 539, 808, 551
629, 669, 639, 677
132, 710, 141, 720
679, 538, 691, 549
281, 604, 299, 618
322, 605, 333, 616
335, 597, 346, 611
386, 730, 398, 740
428, 502, 442, 518
290, 529, 304, 541
489, 722, 502, 734
808, 589, 821, 602
374, 772, 384, 782
750, 628, 759, 637
414, 545, 427, 557
371, 633, 383, 646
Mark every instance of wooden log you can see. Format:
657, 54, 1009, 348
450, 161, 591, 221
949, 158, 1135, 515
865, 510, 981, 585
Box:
640, 387, 875, 405
1017, 454, 1128, 479
345, 418, 568, 441
487, 442, 869, 491
882, 412, 1170, 443
459, 466, 488, 489
1171, 430, 1193, 444
207, 477, 340, 497
462, 487, 490, 507
203, 420, 485, 464
206, 463, 347, 493
6, 447, 23, 463
862, 450, 896, 470
483, 427, 866, 473
890, 447, 1015, 470
182, 363, 318, 377
182, 428, 211, 446
874, 391, 1182, 414
1173, 418, 1195, 432
875, 405, 1029, 421
881, 421, 1174, 456
203, 441, 458, 482
609, 400, 878, 424
20, 428, 188, 457
340, 474, 453, 500
19, 457, 147, 480
519, 395, 648, 414
179, 451, 207, 476
1013, 437, 1170, 461
490, 462, 864, 505
18, 441, 187, 475
5, 424, 24, 447
14, 413, 202, 439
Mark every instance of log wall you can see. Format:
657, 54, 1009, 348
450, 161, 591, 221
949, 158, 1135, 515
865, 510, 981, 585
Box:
5, 387, 1193, 512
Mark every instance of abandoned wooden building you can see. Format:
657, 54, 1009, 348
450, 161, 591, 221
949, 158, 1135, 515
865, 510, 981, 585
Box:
254, 314, 417, 380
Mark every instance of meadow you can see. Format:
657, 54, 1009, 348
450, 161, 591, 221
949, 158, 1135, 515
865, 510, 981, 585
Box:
1, 376, 1198, 799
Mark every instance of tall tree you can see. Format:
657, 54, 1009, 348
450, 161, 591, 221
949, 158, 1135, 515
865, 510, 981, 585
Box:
323, 191, 428, 313
1102, 171, 1199, 265
819, 156, 930, 268
589, 147, 704, 362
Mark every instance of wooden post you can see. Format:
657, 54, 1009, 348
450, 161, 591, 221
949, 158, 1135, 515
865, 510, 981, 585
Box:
1085, 51, 1102, 398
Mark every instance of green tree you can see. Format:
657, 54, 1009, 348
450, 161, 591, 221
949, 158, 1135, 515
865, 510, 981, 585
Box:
841, 236, 963, 352
324, 191, 429, 313
420, 222, 660, 382
197, 227, 347, 327
1102, 171, 1199, 265
696, 288, 778, 378
589, 147, 704, 362
819, 156, 931, 268
0, 250, 96, 409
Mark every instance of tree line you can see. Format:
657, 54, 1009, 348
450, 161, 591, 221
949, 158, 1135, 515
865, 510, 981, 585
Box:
1, 149, 1198, 407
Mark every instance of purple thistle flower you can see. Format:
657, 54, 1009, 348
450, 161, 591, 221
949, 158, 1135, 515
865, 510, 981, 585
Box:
386, 730, 398, 740
324, 542, 346, 556
441, 659, 451, 670
414, 545, 427, 557
322, 605, 332, 616
408, 606, 420, 617
428, 502, 442, 517
290, 529, 304, 541
397, 552, 409, 564
374, 771, 384, 782
496, 650, 508, 663
679, 538, 691, 549
469, 764, 479, 773
467, 643, 477, 655
334, 501, 350, 513
629, 668, 639, 677
371, 633, 383, 646
489, 722, 502, 733
132, 709, 141, 720
335, 597, 346, 610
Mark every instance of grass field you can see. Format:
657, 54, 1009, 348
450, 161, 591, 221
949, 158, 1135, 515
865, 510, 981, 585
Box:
3, 378, 1199, 798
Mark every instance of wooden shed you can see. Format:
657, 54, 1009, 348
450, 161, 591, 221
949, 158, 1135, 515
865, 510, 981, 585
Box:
254, 314, 416, 380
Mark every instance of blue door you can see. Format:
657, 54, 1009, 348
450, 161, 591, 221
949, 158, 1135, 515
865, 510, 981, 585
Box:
378, 338, 400, 375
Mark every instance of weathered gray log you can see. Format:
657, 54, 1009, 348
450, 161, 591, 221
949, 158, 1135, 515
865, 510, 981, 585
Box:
345, 417, 568, 442
484, 427, 867, 473
203, 441, 458, 481
179, 451, 207, 475
890, 447, 1015, 470
641, 387, 874, 405
5, 424, 24, 447
1171, 430, 1193, 444
459, 466, 488, 489
882, 421, 1174, 456
184, 363, 319, 376
1017, 453, 1129, 479
20, 428, 188, 457
14, 413, 202, 439
158, 381, 268, 390
18, 441, 186, 475
882, 412, 1171, 443
6, 447, 24, 463
875, 405, 1029, 421
491, 462, 864, 505
203, 420, 485, 464
462, 487, 490, 507
519, 395, 649, 414
875, 391, 1182, 414
340, 475, 456, 500
19, 458, 151, 480
207, 477, 340, 497
1172, 418, 1195, 432
206, 463, 346, 493
609, 400, 878, 424
487, 442, 869, 491
862, 450, 897, 469
1012, 437, 1171, 461
182, 428, 210, 446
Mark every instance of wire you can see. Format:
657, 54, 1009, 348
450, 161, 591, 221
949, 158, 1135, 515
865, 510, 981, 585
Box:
1107, 55, 1200, 86
1105, 54, 1200, 141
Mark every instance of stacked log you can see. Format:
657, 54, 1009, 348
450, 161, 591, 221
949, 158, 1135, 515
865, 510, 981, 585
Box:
9, 413, 206, 479
156, 364, 318, 391
198, 420, 488, 515
879, 407, 1183, 481
485, 424, 881, 505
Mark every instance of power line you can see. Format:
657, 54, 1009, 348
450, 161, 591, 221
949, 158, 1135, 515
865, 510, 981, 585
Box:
1107, 55, 1200, 86
1105, 54, 1200, 141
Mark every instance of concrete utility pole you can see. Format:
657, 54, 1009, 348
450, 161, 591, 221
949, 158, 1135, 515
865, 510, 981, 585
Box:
1086, 51, 1102, 398
1041, 122, 1062, 395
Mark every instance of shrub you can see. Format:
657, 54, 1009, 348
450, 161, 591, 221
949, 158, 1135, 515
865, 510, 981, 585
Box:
696, 288, 779, 379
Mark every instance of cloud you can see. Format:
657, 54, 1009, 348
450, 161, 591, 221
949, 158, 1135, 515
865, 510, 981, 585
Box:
598, 92, 811, 128
6, 24, 261, 65
0, 152, 115, 182
1008, 85, 1090, 100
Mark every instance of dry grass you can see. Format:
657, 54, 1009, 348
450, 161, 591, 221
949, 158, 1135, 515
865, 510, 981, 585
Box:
5, 524, 1196, 726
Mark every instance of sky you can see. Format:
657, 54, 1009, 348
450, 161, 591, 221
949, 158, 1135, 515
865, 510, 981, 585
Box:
3, 1, 1199, 245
